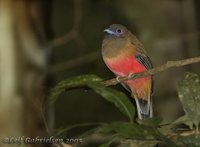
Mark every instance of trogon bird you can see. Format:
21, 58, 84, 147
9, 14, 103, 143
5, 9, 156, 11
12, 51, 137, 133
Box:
101, 24, 153, 120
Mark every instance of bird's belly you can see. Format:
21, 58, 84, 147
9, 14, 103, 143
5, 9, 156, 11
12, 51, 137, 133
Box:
104, 56, 152, 100
105, 56, 146, 76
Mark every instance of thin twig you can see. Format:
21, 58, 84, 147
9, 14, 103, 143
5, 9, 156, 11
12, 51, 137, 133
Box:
103, 56, 200, 86
51, 51, 100, 73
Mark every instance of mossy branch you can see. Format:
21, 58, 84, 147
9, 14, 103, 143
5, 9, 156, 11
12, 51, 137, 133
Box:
103, 56, 200, 86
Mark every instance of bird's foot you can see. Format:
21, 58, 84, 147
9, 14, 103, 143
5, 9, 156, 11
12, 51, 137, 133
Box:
128, 73, 134, 79
116, 76, 121, 82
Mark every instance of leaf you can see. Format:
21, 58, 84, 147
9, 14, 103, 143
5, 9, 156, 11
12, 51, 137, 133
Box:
137, 117, 162, 127
119, 140, 158, 147
48, 74, 135, 122
97, 122, 178, 147
99, 141, 114, 147
49, 74, 102, 102
99, 135, 118, 147
177, 72, 200, 129
97, 122, 158, 139
88, 83, 135, 123
172, 115, 193, 130
177, 135, 200, 147
54, 122, 103, 137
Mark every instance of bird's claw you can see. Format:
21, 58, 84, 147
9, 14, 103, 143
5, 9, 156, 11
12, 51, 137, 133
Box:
128, 73, 134, 79
116, 76, 121, 82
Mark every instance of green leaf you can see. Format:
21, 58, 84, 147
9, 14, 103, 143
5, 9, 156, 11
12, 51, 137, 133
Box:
48, 74, 135, 122
118, 140, 158, 147
177, 72, 200, 129
49, 74, 102, 102
177, 135, 200, 147
54, 122, 103, 137
97, 122, 158, 139
99, 141, 114, 147
99, 135, 118, 147
88, 83, 135, 123
172, 115, 193, 130
137, 117, 162, 127
97, 122, 178, 147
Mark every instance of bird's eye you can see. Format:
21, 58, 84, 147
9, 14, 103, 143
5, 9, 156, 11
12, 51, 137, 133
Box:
117, 29, 122, 34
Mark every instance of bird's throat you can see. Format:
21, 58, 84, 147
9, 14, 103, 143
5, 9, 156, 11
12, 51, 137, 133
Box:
102, 37, 134, 59
102, 37, 124, 58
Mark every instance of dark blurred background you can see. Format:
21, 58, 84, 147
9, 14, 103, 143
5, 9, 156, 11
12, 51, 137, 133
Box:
0, 0, 200, 146
51, 0, 200, 127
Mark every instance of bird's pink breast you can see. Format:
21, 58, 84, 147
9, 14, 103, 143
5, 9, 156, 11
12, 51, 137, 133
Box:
105, 56, 147, 76
104, 55, 152, 100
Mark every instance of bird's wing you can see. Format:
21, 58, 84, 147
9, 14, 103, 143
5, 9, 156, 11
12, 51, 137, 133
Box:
135, 53, 154, 96
135, 54, 153, 69
122, 34, 153, 93
130, 34, 147, 55
129, 34, 153, 69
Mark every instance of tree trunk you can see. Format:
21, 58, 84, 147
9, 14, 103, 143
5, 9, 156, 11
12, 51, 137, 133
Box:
0, 0, 49, 146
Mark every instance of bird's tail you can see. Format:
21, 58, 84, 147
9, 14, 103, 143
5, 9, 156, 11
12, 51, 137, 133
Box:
135, 98, 153, 120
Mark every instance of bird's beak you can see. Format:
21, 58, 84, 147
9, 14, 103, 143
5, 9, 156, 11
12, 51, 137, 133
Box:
104, 28, 115, 35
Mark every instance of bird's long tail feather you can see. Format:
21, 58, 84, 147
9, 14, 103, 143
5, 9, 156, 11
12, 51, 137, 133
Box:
135, 98, 152, 120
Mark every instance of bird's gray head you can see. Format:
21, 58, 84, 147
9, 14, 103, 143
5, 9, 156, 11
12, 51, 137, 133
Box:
104, 24, 128, 38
